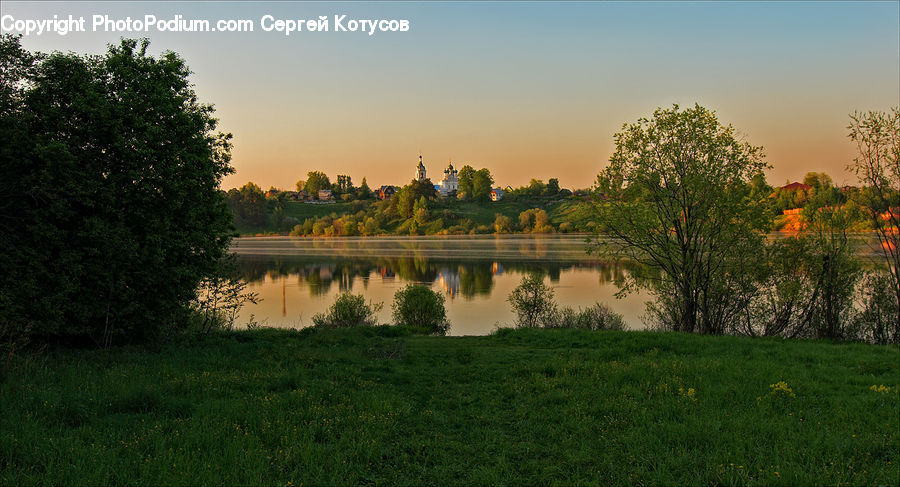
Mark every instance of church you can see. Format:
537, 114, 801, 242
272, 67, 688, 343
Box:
415, 154, 458, 197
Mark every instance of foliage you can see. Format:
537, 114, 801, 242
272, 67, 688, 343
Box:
457, 165, 475, 199
508, 274, 557, 328
801, 205, 862, 339
543, 303, 626, 331
493, 214, 514, 233
0, 36, 233, 346
312, 293, 382, 328
357, 177, 373, 199
226, 182, 267, 226
334, 175, 354, 195
391, 285, 450, 335
303, 171, 331, 197
847, 108, 899, 329
855, 271, 900, 344
472, 168, 495, 202
189, 255, 259, 334
593, 104, 769, 335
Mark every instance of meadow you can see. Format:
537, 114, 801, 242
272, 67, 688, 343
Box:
1, 327, 897, 485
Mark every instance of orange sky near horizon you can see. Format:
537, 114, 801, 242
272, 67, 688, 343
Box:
3, 1, 897, 191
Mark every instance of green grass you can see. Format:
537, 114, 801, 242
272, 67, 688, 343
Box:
433, 198, 551, 227
2, 328, 897, 485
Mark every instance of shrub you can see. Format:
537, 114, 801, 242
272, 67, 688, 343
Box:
312, 293, 382, 328
508, 274, 557, 328
855, 271, 900, 344
544, 303, 626, 330
392, 285, 450, 335
574, 303, 625, 330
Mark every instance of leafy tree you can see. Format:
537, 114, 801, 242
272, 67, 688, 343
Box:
545, 178, 561, 196
803, 172, 833, 190
295, 179, 306, 192
392, 284, 450, 335
358, 177, 373, 199
508, 274, 556, 328
593, 104, 769, 335
847, 108, 899, 335
0, 36, 234, 345
312, 293, 382, 328
304, 171, 331, 197
335, 174, 354, 195
457, 165, 475, 199
493, 214, 513, 233
413, 196, 429, 225
472, 168, 494, 202
226, 182, 267, 226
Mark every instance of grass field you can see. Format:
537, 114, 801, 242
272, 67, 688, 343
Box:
2, 328, 897, 485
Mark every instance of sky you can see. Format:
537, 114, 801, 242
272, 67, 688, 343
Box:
2, 1, 898, 190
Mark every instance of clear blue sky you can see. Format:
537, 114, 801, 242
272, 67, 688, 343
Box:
3, 1, 898, 189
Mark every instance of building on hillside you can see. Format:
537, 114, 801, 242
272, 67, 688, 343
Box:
491, 188, 504, 201
318, 189, 333, 201
779, 182, 812, 192
266, 189, 280, 198
378, 185, 396, 200
415, 154, 427, 182
438, 160, 459, 196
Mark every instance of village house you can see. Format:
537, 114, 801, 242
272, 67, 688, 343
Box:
491, 188, 504, 201
318, 189, 333, 201
378, 185, 396, 200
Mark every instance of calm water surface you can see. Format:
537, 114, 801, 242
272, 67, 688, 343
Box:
232, 235, 650, 335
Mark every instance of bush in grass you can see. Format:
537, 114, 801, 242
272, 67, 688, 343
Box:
392, 285, 450, 335
508, 273, 557, 328
544, 303, 626, 330
312, 293, 382, 328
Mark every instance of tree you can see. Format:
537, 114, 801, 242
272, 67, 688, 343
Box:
493, 214, 513, 233
304, 171, 331, 197
413, 196, 430, 225
392, 284, 450, 335
803, 172, 833, 190
546, 178, 561, 196
335, 174, 354, 195
457, 165, 475, 199
226, 182, 267, 226
593, 104, 769, 335
0, 36, 234, 346
358, 177, 372, 199
847, 108, 900, 337
508, 274, 556, 328
472, 168, 494, 202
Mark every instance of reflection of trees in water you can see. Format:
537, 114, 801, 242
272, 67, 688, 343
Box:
236, 255, 646, 299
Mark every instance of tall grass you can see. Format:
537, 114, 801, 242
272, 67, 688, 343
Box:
1, 327, 897, 485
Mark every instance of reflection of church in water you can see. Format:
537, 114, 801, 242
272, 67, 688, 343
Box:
436, 268, 460, 299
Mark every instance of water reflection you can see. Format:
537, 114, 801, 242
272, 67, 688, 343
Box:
232, 236, 647, 335
236, 254, 637, 300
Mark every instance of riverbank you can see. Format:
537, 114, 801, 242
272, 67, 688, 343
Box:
2, 327, 897, 485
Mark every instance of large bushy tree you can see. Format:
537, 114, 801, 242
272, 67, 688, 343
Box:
0, 35, 234, 346
594, 104, 769, 334
303, 171, 331, 197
